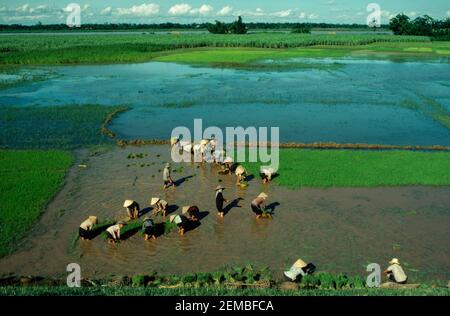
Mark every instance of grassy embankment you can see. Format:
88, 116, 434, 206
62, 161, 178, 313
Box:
0, 33, 448, 67
242, 149, 450, 188
0, 105, 129, 257
0, 151, 73, 257
0, 286, 448, 296
0, 266, 448, 296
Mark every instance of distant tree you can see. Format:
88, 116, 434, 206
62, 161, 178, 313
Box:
229, 16, 248, 34
291, 23, 311, 34
206, 21, 229, 34
389, 13, 412, 35
410, 15, 434, 36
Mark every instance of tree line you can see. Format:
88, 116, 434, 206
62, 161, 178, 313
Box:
389, 14, 450, 40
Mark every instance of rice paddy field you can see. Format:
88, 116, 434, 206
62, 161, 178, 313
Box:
0, 32, 449, 296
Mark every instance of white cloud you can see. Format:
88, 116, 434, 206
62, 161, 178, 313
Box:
299, 12, 306, 19
272, 9, 293, 18
407, 11, 417, 18
308, 13, 319, 19
116, 3, 160, 16
168, 3, 192, 15
100, 6, 112, 16
217, 6, 233, 16
189, 4, 214, 16
447, 10, 450, 17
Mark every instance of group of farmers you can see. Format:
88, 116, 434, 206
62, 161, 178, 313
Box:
79, 142, 276, 244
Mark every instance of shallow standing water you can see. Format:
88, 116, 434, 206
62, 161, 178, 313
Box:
0, 145, 449, 282
1, 58, 450, 146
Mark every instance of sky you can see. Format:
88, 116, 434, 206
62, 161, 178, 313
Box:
0, 0, 449, 25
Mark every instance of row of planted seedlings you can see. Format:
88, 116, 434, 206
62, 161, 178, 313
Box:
125, 266, 367, 290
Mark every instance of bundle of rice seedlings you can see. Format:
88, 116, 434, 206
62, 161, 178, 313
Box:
131, 275, 146, 287
91, 219, 116, 236
212, 271, 224, 285
120, 219, 143, 238
163, 220, 177, 235
181, 273, 197, 284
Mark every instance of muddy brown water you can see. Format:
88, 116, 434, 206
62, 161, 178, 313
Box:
0, 145, 449, 282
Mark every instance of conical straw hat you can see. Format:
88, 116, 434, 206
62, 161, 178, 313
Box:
224, 156, 233, 163
169, 215, 176, 223
182, 206, 191, 214
235, 165, 246, 176
292, 258, 308, 269
150, 198, 160, 205
123, 200, 134, 208
258, 192, 268, 199
88, 216, 98, 224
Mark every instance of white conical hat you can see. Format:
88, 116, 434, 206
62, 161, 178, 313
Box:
224, 156, 233, 163
169, 215, 177, 223
258, 192, 268, 199
235, 165, 246, 176
123, 200, 134, 208
150, 198, 160, 205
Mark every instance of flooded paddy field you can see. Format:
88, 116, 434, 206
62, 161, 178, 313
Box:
0, 58, 449, 146
0, 145, 449, 282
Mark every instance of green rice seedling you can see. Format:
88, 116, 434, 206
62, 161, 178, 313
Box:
257, 266, 272, 281
120, 219, 143, 239
347, 276, 366, 289
317, 273, 336, 289
301, 274, 320, 289
90, 219, 116, 238
212, 271, 225, 285
334, 273, 350, 289
163, 220, 177, 235
131, 275, 146, 287
181, 273, 197, 285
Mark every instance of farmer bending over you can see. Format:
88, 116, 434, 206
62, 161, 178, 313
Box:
170, 214, 188, 236
142, 217, 156, 240
150, 197, 168, 217
79, 216, 98, 240
182, 205, 200, 221
106, 222, 126, 244
251, 193, 271, 219
123, 200, 140, 220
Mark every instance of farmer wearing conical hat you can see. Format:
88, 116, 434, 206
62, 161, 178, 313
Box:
79, 216, 98, 240
123, 200, 140, 220
163, 162, 174, 189
284, 258, 316, 282
106, 221, 126, 244
384, 258, 408, 284
260, 167, 275, 184
150, 197, 168, 217
142, 217, 156, 240
235, 165, 247, 185
170, 214, 188, 236
215, 186, 227, 218
182, 205, 200, 221
251, 193, 270, 219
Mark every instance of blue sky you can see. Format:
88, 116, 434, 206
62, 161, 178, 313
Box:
0, 0, 449, 24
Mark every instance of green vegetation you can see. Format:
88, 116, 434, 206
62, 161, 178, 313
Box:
207, 16, 248, 34
242, 149, 450, 188
0, 150, 73, 257
0, 286, 447, 296
0, 105, 128, 149
389, 14, 449, 39
0, 33, 438, 66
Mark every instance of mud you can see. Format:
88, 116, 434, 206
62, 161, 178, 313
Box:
0, 145, 449, 281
